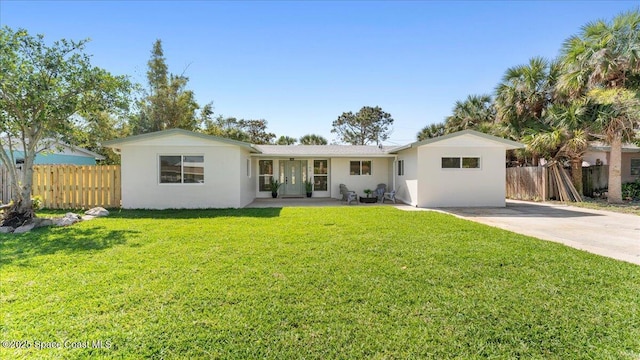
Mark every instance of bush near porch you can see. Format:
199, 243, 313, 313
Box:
1, 207, 638, 359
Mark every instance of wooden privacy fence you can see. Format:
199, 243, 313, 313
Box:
506, 166, 547, 201
0, 166, 11, 205
1, 165, 121, 209
582, 165, 608, 196
506, 165, 610, 200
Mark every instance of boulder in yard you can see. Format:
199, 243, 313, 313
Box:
85, 207, 109, 217
0, 226, 14, 234
54, 213, 82, 227
13, 222, 36, 234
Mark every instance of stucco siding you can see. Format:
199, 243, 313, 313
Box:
330, 158, 392, 199
395, 147, 418, 206
120, 144, 243, 209
418, 145, 506, 207
622, 153, 640, 183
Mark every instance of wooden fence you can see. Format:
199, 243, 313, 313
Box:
582, 165, 608, 196
506, 166, 547, 201
0, 165, 121, 209
506, 165, 610, 200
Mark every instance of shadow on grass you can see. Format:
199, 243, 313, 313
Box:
0, 226, 137, 267
105, 207, 283, 220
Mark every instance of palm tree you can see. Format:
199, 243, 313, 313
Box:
495, 57, 560, 139
558, 10, 640, 203
276, 136, 297, 145
299, 134, 328, 145
417, 122, 446, 140
445, 94, 495, 133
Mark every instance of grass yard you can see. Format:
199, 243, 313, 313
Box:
1, 207, 639, 359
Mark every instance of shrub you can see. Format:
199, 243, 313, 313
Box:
621, 179, 640, 200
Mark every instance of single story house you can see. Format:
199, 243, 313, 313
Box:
103, 129, 524, 209
583, 142, 640, 183
2, 142, 104, 165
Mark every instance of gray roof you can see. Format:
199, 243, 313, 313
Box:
389, 129, 524, 152
255, 145, 396, 157
588, 141, 640, 152
102, 129, 261, 153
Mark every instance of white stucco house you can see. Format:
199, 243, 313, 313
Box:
103, 129, 523, 209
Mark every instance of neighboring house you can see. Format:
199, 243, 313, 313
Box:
583, 142, 640, 183
2, 142, 104, 165
103, 129, 523, 209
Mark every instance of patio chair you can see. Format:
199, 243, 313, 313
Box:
382, 190, 397, 204
339, 184, 358, 205
374, 183, 386, 201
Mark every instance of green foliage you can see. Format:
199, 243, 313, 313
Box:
445, 94, 496, 133
202, 116, 276, 144
269, 177, 282, 192
1, 207, 639, 358
131, 39, 203, 134
332, 106, 394, 145
304, 180, 313, 192
299, 134, 328, 145
276, 135, 297, 145
0, 26, 131, 213
622, 179, 640, 200
417, 122, 446, 140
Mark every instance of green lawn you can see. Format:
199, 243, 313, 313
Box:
1, 207, 638, 359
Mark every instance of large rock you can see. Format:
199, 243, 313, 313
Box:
13, 223, 36, 234
54, 213, 82, 227
0, 226, 14, 234
85, 207, 109, 217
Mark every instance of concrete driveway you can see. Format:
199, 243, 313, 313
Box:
438, 200, 640, 265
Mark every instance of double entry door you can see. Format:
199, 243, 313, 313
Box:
281, 160, 306, 196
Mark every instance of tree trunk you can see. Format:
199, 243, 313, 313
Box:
570, 157, 583, 196
607, 135, 623, 204
0, 154, 36, 227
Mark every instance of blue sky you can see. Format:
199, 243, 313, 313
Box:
1, 1, 637, 145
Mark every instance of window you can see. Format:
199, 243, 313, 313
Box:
442, 157, 480, 169
258, 160, 273, 191
350, 160, 372, 175
631, 158, 640, 176
397, 160, 405, 176
160, 155, 204, 183
314, 160, 328, 191
246, 159, 251, 177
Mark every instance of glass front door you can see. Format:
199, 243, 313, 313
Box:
282, 160, 304, 196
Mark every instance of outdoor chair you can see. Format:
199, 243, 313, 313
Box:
382, 190, 397, 204
374, 183, 387, 201
339, 184, 358, 205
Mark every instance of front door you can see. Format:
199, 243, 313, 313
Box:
283, 160, 303, 196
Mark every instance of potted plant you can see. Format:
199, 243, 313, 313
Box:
304, 180, 313, 198
360, 189, 377, 203
269, 177, 282, 198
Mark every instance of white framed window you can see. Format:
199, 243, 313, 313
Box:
442, 157, 480, 169
350, 160, 372, 175
258, 160, 273, 191
397, 160, 405, 176
313, 160, 328, 191
159, 155, 204, 184
631, 158, 640, 176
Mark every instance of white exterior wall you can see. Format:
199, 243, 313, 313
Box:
394, 147, 419, 206
417, 143, 506, 207
240, 151, 256, 207
119, 134, 244, 209
330, 158, 392, 199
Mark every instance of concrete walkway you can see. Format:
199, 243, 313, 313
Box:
437, 200, 640, 265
